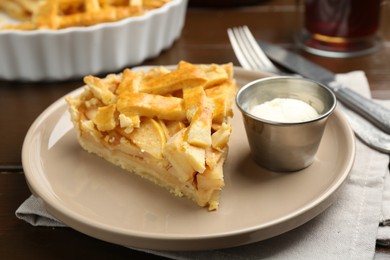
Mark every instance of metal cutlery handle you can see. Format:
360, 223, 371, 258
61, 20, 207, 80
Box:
341, 106, 390, 153
331, 81, 390, 134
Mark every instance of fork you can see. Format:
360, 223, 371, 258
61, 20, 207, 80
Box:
227, 25, 281, 74
227, 25, 390, 153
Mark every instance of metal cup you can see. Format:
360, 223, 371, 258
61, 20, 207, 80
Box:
236, 76, 336, 172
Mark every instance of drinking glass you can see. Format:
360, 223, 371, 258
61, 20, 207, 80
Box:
296, 0, 383, 58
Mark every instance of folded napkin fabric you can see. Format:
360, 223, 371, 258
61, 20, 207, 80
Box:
381, 173, 390, 226
378, 155, 390, 246
16, 71, 390, 259
16, 195, 65, 227
333, 74, 390, 248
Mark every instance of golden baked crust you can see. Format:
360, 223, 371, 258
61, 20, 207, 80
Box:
66, 61, 237, 210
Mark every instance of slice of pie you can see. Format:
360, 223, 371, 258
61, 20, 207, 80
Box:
66, 61, 237, 210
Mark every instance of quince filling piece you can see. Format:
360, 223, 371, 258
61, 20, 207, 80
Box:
66, 61, 237, 211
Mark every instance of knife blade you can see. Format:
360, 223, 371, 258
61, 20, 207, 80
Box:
258, 41, 390, 135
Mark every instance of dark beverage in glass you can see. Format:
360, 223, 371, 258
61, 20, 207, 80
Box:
297, 0, 382, 57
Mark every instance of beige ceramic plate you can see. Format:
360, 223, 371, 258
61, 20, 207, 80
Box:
22, 68, 355, 251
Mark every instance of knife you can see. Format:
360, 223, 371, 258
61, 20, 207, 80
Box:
258, 41, 390, 135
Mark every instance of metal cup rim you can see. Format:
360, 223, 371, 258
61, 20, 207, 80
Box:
235, 76, 337, 126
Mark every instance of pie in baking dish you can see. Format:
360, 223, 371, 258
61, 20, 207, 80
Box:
66, 61, 237, 210
0, 0, 171, 30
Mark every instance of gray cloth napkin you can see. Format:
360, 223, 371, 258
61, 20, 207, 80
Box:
16, 71, 390, 259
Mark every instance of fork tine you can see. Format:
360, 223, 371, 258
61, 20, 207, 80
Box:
228, 26, 281, 73
229, 27, 260, 70
241, 26, 277, 69
233, 27, 262, 70
234, 26, 267, 70
227, 28, 253, 70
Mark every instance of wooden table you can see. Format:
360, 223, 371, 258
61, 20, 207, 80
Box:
1, 0, 389, 258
